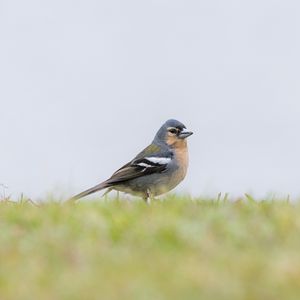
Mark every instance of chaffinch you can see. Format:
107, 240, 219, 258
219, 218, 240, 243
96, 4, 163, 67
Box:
69, 119, 193, 203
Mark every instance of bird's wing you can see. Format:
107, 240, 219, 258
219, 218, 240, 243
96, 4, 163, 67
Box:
67, 144, 172, 202
105, 144, 173, 185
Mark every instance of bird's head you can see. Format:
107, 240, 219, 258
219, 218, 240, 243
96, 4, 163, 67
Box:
154, 119, 193, 147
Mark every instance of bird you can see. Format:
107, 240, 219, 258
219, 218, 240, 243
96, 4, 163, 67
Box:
68, 119, 193, 203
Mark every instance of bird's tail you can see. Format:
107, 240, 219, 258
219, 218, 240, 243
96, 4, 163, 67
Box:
67, 181, 109, 203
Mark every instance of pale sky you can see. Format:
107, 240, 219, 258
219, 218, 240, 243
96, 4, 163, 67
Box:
1, 0, 300, 200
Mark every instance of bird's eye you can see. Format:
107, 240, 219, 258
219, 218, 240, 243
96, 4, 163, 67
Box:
169, 128, 177, 134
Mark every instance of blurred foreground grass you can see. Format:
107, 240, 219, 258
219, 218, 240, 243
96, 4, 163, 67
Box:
1, 196, 300, 300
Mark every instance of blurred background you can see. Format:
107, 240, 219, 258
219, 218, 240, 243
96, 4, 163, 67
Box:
0, 0, 299, 200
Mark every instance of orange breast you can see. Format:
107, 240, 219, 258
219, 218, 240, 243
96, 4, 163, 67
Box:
171, 139, 189, 186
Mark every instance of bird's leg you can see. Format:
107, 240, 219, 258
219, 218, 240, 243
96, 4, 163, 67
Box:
144, 189, 153, 205
116, 191, 120, 201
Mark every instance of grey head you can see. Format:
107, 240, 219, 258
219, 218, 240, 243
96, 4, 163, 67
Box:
154, 119, 193, 144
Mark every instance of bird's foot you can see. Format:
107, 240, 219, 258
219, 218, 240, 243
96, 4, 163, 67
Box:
144, 189, 155, 205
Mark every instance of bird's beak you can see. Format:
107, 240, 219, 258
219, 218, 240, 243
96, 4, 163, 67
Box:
178, 128, 193, 139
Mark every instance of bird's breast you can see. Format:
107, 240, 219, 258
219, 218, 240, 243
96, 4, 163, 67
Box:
172, 143, 189, 183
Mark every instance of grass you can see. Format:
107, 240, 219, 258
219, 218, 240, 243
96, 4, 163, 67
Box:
1, 195, 300, 300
